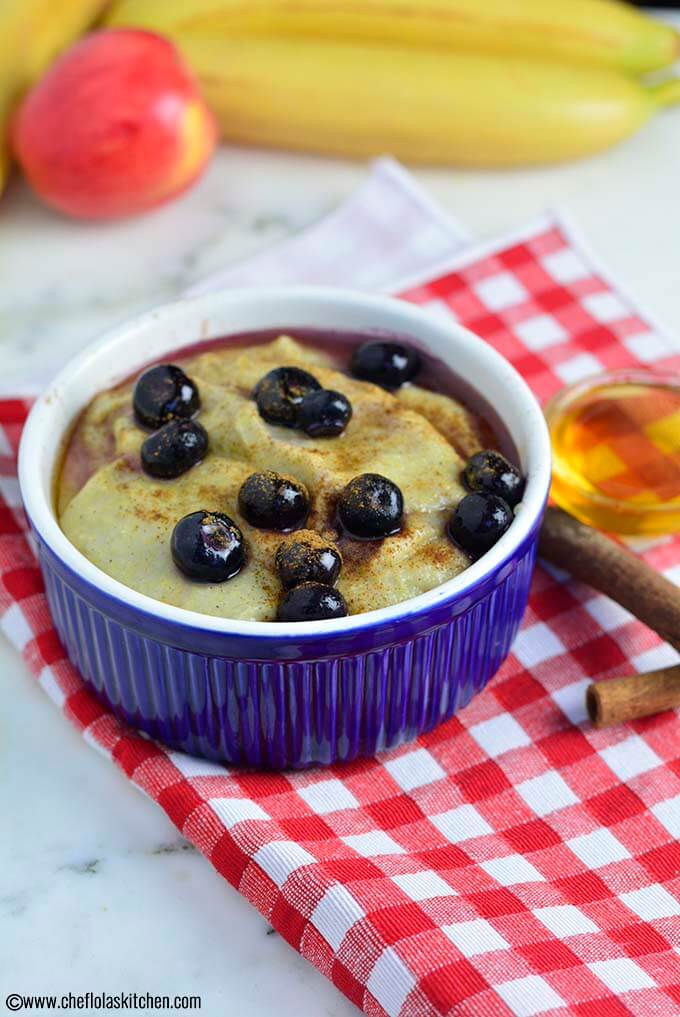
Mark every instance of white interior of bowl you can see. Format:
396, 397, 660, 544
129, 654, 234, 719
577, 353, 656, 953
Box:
19, 287, 552, 636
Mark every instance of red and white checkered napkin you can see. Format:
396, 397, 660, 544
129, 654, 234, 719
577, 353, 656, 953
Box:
3, 213, 680, 1017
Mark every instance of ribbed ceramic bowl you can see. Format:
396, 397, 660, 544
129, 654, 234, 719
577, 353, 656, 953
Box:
19, 288, 551, 769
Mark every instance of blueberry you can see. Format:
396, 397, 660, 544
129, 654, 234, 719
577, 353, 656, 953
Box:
238, 471, 309, 531
463, 450, 525, 507
297, 389, 352, 437
448, 493, 513, 556
338, 473, 403, 539
171, 511, 245, 582
277, 582, 348, 622
133, 364, 200, 430
141, 419, 208, 479
275, 530, 342, 589
350, 340, 420, 389
254, 366, 321, 427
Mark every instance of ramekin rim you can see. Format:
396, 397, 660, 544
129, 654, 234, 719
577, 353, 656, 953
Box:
19, 286, 552, 639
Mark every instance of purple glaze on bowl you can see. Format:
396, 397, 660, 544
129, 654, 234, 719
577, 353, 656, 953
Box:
19, 287, 551, 770
33, 512, 539, 768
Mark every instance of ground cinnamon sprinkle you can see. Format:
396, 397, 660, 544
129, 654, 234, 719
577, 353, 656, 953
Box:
59, 333, 494, 619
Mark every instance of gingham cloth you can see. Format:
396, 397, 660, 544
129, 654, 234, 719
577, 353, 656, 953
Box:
4, 180, 680, 1016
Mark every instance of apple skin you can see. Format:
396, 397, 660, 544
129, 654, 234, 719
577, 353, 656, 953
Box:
11, 29, 217, 220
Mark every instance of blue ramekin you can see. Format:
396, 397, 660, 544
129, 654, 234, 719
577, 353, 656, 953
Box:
19, 288, 551, 769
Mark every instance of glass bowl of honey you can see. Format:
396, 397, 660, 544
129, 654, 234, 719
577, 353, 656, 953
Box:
545, 369, 680, 536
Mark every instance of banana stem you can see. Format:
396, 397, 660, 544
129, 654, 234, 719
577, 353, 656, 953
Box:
649, 78, 680, 109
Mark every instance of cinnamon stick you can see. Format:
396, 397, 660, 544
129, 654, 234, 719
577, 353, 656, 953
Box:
586, 665, 680, 728
539, 507, 680, 653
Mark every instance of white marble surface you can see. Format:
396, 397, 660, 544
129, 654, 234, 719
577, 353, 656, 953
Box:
3, 18, 680, 1012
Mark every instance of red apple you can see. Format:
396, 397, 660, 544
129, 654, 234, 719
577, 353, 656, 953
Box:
11, 29, 217, 220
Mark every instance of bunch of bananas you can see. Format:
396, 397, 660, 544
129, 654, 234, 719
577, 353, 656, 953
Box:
103, 0, 680, 166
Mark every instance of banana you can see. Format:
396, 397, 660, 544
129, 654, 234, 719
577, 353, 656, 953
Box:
106, 0, 679, 74
1, 0, 109, 85
175, 36, 680, 167
0, 0, 107, 197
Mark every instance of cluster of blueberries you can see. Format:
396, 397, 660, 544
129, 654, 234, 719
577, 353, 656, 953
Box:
451, 451, 525, 555
130, 339, 524, 622
254, 365, 352, 437
275, 533, 346, 623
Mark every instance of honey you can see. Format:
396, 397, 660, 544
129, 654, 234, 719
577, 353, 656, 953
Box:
545, 370, 680, 536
